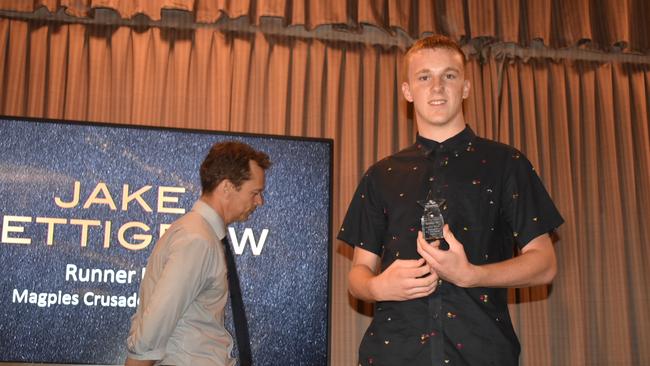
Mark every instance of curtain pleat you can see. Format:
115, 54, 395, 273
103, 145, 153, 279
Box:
628, 65, 650, 366
26, 22, 47, 115
0, 19, 9, 111
265, 35, 291, 135
613, 63, 648, 366
64, 23, 89, 119
375, 49, 399, 157
359, 45, 377, 172
545, 61, 587, 366
597, 63, 634, 364
3, 19, 27, 116
286, 38, 307, 136
208, 31, 234, 131
1, 13, 650, 366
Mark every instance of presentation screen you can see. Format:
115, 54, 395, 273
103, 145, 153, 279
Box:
0, 117, 331, 365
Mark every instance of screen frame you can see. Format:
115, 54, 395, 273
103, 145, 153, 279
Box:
0, 114, 333, 366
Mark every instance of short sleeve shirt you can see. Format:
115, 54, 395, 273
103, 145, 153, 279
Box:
338, 126, 564, 366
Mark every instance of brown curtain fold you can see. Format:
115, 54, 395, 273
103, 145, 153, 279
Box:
1, 2, 650, 365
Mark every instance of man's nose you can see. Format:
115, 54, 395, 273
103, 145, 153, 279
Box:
431, 78, 444, 92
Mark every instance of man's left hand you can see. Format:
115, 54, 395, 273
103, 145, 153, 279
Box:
416, 225, 478, 288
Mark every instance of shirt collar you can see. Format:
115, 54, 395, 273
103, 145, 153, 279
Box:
415, 125, 476, 155
191, 199, 227, 240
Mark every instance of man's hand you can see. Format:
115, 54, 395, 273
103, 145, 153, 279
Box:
370, 258, 439, 301
417, 225, 558, 288
417, 225, 478, 287
348, 247, 438, 302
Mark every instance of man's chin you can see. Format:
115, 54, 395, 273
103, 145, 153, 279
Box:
239, 212, 254, 222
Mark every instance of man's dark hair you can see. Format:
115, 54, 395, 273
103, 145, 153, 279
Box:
200, 141, 271, 194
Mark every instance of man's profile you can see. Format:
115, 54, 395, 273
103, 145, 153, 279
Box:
125, 141, 271, 366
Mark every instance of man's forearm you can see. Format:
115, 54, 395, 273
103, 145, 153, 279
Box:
125, 357, 156, 366
465, 235, 557, 288
348, 264, 378, 302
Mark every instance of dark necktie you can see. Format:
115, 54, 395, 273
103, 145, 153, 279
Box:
222, 236, 253, 366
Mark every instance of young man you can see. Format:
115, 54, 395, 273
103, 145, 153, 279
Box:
125, 141, 271, 366
338, 35, 563, 365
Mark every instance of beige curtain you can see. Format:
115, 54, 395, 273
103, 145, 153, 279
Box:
1, 1, 649, 365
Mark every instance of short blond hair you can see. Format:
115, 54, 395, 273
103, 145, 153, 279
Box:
403, 35, 466, 80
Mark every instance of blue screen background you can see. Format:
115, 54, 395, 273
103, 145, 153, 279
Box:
0, 118, 331, 365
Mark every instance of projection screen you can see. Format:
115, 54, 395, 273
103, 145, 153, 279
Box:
0, 117, 331, 366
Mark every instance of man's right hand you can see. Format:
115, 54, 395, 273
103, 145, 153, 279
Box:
348, 246, 438, 302
370, 258, 439, 301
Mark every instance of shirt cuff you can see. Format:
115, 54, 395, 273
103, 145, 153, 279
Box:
127, 348, 166, 361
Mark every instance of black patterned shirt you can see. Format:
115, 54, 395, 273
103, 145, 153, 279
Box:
338, 126, 564, 366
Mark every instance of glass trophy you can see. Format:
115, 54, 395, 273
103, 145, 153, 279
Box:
418, 191, 445, 242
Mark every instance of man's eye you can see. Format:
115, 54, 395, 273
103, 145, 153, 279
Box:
445, 74, 456, 79
418, 75, 430, 81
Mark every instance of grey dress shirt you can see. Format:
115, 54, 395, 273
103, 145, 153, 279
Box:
127, 200, 235, 366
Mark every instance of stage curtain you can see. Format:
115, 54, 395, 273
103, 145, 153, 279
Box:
1, 2, 650, 365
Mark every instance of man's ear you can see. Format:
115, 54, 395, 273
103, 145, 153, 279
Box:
216, 179, 233, 195
462, 79, 471, 99
402, 82, 413, 102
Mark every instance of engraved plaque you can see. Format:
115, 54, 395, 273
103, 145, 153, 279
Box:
418, 191, 445, 242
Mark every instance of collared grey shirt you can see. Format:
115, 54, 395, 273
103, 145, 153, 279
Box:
127, 200, 235, 366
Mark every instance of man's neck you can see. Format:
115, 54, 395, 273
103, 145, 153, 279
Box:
200, 194, 230, 225
417, 120, 466, 143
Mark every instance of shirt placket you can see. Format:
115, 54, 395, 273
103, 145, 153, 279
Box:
426, 144, 450, 365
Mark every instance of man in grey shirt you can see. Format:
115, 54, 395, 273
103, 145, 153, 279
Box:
125, 141, 271, 366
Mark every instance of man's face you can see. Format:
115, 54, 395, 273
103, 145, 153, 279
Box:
402, 47, 470, 132
228, 160, 266, 223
